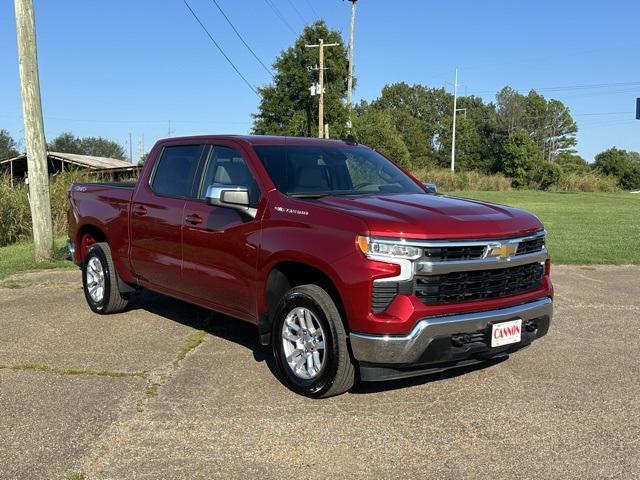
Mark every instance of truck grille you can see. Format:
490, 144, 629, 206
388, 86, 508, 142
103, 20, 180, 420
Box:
516, 236, 545, 256
423, 245, 486, 261
421, 233, 545, 262
414, 262, 544, 304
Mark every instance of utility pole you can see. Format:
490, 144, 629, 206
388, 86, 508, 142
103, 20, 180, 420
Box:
451, 68, 458, 172
306, 38, 339, 138
14, 0, 53, 261
129, 132, 133, 163
346, 0, 357, 131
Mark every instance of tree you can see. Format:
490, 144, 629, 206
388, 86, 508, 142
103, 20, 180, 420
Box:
594, 147, 640, 189
495, 88, 577, 162
253, 21, 350, 138
497, 131, 543, 187
47, 132, 82, 154
496, 86, 526, 134
48, 132, 126, 160
555, 152, 590, 174
79, 136, 126, 159
352, 106, 411, 168
0, 129, 20, 160
370, 83, 451, 167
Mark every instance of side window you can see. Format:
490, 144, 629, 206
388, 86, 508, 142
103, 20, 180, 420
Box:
151, 145, 203, 198
199, 146, 259, 205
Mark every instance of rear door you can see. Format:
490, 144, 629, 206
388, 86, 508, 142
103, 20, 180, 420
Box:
130, 144, 205, 290
181, 144, 263, 321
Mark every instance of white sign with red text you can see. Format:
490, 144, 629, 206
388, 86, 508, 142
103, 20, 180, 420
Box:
491, 319, 522, 348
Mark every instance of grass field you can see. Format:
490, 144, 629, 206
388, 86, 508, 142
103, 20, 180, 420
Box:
0, 237, 74, 281
452, 191, 640, 264
0, 191, 638, 280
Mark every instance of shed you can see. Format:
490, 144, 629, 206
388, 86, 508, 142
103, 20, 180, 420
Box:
0, 152, 141, 185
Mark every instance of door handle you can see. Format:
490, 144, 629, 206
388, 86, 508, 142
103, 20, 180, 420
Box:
185, 214, 203, 225
132, 205, 147, 216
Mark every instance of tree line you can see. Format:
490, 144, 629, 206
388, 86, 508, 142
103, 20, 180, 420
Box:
253, 21, 640, 191
0, 129, 128, 162
2, 20, 638, 190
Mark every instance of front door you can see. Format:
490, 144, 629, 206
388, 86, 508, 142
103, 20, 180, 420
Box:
181, 145, 263, 321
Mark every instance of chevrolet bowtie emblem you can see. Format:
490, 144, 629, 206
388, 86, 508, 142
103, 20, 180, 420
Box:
488, 243, 518, 260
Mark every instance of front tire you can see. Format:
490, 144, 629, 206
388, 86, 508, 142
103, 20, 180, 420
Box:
272, 284, 355, 398
82, 242, 129, 314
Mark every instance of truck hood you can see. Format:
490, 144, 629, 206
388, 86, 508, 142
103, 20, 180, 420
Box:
310, 193, 543, 239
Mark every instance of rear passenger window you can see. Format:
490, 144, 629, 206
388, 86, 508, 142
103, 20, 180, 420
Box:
151, 145, 203, 198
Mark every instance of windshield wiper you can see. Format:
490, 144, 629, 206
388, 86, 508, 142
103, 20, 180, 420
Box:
289, 193, 329, 199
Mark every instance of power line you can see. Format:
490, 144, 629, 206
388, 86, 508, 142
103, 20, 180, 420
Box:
208, 0, 274, 78
263, 0, 296, 34
284, 0, 308, 24
468, 81, 640, 96
303, 0, 319, 18
183, 0, 258, 96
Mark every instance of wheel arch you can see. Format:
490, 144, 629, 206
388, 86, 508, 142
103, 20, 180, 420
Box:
75, 222, 107, 265
259, 260, 349, 346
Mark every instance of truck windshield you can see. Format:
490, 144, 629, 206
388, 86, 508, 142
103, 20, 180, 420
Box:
253, 145, 425, 198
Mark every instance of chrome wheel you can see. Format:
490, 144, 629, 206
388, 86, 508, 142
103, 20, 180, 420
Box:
86, 256, 105, 303
281, 307, 326, 380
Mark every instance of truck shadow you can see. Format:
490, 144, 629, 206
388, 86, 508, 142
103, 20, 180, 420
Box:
126, 290, 509, 395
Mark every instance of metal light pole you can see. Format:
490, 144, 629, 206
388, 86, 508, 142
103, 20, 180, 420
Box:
451, 68, 458, 172
346, 0, 357, 131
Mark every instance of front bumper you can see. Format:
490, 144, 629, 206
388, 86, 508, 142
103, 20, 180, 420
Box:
350, 297, 552, 381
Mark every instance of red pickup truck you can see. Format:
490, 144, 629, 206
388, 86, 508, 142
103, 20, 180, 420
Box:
67, 135, 553, 397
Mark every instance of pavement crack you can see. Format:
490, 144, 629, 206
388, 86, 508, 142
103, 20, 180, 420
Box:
0, 362, 146, 379
79, 330, 208, 478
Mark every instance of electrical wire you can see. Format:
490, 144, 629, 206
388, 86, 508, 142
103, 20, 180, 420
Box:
208, 0, 274, 78
303, 0, 319, 19
285, 0, 308, 25
183, 0, 258, 96
263, 0, 296, 34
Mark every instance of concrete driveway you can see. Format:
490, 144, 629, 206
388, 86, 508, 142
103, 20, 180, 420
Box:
0, 265, 638, 479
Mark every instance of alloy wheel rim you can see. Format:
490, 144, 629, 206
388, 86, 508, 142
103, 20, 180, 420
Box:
86, 257, 105, 303
281, 307, 326, 380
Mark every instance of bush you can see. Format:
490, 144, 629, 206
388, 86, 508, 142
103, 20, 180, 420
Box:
0, 175, 32, 246
550, 171, 619, 193
0, 170, 92, 246
412, 168, 512, 192
530, 162, 563, 190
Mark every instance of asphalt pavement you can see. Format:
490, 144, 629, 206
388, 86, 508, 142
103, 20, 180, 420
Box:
0, 265, 638, 479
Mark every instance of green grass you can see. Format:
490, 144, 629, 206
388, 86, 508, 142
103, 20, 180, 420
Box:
0, 236, 74, 280
174, 331, 206, 365
451, 191, 640, 264
0, 362, 145, 378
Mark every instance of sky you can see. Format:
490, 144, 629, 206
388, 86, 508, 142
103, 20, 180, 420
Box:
1, 0, 638, 163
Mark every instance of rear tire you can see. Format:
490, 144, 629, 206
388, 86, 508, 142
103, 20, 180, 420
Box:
82, 242, 129, 314
272, 284, 355, 398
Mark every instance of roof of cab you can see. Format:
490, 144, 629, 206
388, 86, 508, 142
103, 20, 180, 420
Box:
156, 134, 359, 148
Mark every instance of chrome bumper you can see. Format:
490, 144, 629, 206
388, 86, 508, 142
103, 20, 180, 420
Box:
350, 297, 553, 365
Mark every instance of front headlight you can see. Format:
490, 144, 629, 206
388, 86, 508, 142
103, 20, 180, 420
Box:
356, 235, 422, 260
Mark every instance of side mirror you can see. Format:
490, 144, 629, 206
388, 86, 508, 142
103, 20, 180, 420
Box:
423, 182, 437, 194
205, 184, 256, 218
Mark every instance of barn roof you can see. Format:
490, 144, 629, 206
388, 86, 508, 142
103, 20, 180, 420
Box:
0, 152, 133, 170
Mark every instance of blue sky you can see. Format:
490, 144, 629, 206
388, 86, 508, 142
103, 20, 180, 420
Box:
1, 0, 638, 162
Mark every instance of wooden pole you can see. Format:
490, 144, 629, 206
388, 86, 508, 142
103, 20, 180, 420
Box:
10, 160, 14, 188
14, 0, 53, 261
306, 39, 339, 139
